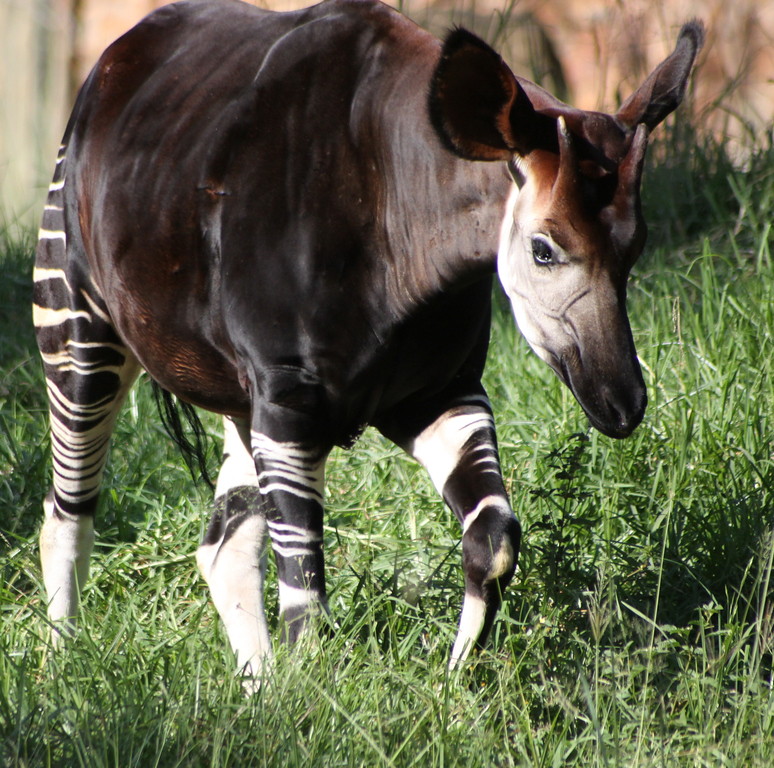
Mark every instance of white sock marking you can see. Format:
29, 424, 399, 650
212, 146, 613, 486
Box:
450, 593, 487, 668
39, 496, 94, 640
197, 513, 271, 674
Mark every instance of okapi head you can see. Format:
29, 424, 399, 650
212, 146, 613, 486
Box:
431, 22, 704, 438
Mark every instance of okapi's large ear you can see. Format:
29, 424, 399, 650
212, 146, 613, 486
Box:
429, 28, 538, 161
616, 20, 705, 130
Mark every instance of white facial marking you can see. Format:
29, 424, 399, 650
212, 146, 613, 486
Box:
496, 183, 568, 364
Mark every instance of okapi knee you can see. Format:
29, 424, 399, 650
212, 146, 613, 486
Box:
451, 506, 521, 665
463, 506, 521, 587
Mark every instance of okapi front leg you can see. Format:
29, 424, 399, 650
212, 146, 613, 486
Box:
399, 395, 521, 666
196, 416, 270, 675
250, 429, 329, 643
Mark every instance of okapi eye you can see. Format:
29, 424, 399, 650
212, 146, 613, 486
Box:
531, 236, 554, 266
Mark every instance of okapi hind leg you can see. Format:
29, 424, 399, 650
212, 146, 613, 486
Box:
196, 416, 271, 676
380, 393, 521, 667
38, 359, 140, 638
34, 152, 140, 641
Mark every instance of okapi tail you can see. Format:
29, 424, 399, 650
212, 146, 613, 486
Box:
151, 382, 214, 490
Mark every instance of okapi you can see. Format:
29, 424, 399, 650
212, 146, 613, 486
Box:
34, 0, 703, 674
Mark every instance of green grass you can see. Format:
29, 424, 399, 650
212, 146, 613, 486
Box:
2, 101, 774, 768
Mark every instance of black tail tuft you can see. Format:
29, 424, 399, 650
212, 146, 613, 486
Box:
151, 381, 214, 490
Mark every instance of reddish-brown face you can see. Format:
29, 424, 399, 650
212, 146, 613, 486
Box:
497, 121, 649, 438
429, 21, 704, 438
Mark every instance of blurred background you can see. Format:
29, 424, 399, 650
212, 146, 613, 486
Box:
1, 0, 772, 225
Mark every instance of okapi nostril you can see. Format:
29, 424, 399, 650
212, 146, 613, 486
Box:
605, 394, 628, 424
599, 384, 646, 437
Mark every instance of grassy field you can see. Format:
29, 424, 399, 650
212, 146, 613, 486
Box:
2, 50, 774, 768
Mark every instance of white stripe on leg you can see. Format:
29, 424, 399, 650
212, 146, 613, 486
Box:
278, 581, 324, 613
408, 400, 496, 494
250, 431, 325, 503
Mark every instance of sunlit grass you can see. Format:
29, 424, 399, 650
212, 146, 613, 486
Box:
2, 21, 774, 768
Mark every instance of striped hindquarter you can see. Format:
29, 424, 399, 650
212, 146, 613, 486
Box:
34, 145, 139, 636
